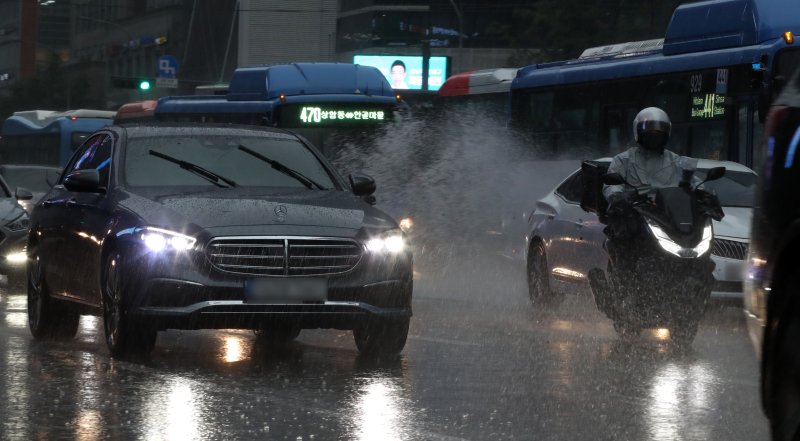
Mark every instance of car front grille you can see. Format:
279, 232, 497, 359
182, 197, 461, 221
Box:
711, 239, 748, 260
206, 237, 362, 276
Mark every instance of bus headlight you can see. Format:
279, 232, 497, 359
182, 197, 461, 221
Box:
366, 229, 406, 254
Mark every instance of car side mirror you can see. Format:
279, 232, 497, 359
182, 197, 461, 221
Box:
14, 187, 33, 201
349, 173, 376, 197
602, 173, 625, 186
64, 169, 104, 193
704, 167, 726, 182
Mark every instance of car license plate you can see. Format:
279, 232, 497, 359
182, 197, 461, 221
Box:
244, 278, 327, 304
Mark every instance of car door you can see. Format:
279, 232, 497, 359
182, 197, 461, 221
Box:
36, 134, 105, 299
40, 133, 113, 305
63, 133, 115, 306
547, 171, 607, 282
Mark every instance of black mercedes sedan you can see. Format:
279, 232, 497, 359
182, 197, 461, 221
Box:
26, 124, 412, 358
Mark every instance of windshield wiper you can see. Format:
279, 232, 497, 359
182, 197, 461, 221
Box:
237, 145, 328, 190
148, 150, 237, 188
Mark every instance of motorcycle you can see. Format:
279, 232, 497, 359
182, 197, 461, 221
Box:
580, 160, 726, 346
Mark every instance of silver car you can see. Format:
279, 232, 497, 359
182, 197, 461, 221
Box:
525, 159, 755, 303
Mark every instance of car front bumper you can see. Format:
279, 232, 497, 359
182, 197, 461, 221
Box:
710, 253, 746, 303
123, 242, 413, 331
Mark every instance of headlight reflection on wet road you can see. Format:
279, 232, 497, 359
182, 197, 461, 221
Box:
648, 362, 714, 441
220, 334, 249, 363
144, 378, 206, 441
353, 377, 405, 441
73, 351, 104, 440
5, 295, 27, 328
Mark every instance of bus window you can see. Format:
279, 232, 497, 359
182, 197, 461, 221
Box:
528, 92, 554, 130
654, 78, 689, 124
690, 122, 729, 160
554, 87, 598, 131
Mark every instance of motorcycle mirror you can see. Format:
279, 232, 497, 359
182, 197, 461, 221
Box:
602, 173, 626, 186
704, 167, 726, 182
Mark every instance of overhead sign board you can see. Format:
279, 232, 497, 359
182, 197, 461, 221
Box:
158, 55, 178, 79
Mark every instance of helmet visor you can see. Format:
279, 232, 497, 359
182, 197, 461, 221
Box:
636, 120, 671, 136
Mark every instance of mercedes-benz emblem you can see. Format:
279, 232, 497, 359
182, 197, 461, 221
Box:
274, 205, 288, 222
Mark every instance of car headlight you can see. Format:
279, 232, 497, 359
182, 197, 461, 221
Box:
6, 250, 27, 264
5, 213, 29, 231
365, 229, 406, 254
138, 227, 196, 252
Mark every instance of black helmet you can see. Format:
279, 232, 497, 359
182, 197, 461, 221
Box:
633, 107, 671, 154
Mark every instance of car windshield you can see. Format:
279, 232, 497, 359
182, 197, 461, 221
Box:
697, 169, 756, 208
124, 133, 337, 189
0, 167, 60, 192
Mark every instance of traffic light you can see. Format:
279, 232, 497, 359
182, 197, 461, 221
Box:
111, 77, 154, 90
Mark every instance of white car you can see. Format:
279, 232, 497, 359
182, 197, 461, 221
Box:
525, 159, 755, 303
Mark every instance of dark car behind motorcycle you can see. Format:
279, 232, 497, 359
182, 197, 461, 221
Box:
581, 160, 726, 346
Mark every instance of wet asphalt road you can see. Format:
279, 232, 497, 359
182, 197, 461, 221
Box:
0, 252, 769, 441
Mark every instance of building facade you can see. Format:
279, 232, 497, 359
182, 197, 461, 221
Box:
70, 0, 238, 108
237, 0, 337, 67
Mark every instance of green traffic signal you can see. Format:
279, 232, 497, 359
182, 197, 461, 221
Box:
139, 80, 151, 90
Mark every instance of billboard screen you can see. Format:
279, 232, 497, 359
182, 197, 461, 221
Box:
353, 55, 449, 91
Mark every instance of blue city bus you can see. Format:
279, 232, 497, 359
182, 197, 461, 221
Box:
154, 63, 406, 157
0, 109, 116, 166
509, 0, 800, 168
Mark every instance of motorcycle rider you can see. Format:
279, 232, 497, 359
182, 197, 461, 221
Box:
602, 107, 696, 272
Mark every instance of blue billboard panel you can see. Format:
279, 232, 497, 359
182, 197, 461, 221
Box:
353, 55, 448, 91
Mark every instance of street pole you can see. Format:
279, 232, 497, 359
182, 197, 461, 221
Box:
448, 0, 464, 73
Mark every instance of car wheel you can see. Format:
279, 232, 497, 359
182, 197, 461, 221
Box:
527, 241, 560, 305
353, 317, 410, 356
102, 253, 157, 358
27, 255, 79, 340
767, 272, 800, 441
255, 325, 301, 346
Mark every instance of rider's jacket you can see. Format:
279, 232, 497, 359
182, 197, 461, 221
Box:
602, 146, 696, 201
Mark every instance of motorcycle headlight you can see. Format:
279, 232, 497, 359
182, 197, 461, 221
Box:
5, 213, 29, 231
138, 227, 196, 252
646, 221, 683, 257
693, 222, 713, 256
646, 220, 713, 258
365, 229, 406, 254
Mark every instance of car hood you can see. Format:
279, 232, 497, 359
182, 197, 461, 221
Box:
119, 188, 397, 236
713, 206, 751, 240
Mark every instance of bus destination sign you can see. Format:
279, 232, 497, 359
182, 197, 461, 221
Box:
690, 93, 727, 120
299, 107, 385, 124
